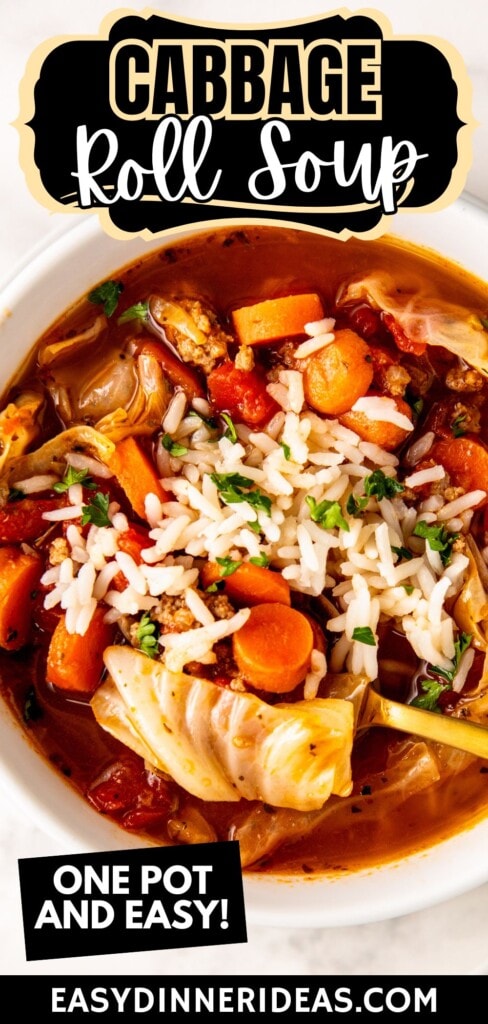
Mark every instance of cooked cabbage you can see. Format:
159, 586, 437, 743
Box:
337, 270, 488, 373
92, 645, 354, 811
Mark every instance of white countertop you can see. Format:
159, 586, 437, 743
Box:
1, 0, 488, 978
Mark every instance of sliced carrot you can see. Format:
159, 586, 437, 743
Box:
106, 435, 169, 520
429, 436, 488, 506
339, 392, 413, 452
0, 546, 42, 651
200, 561, 291, 606
46, 607, 117, 694
232, 602, 314, 692
232, 293, 324, 347
302, 328, 374, 415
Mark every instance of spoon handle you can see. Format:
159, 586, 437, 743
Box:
362, 688, 488, 759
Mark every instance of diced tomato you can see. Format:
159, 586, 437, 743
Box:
348, 303, 381, 339
382, 312, 427, 356
207, 360, 280, 428
429, 435, 488, 506
0, 497, 67, 543
87, 757, 174, 830
111, 525, 151, 591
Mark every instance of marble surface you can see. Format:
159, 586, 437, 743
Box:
1, 0, 488, 979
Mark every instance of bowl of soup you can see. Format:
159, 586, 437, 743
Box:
1, 201, 488, 927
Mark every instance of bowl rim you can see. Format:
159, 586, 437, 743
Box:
1, 199, 488, 929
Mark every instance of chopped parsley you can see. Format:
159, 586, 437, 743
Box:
53, 465, 96, 493
305, 496, 349, 532
88, 280, 123, 318
189, 409, 219, 431
364, 470, 404, 501
391, 544, 413, 561
221, 413, 238, 444
431, 632, 472, 683
413, 520, 459, 566
210, 472, 272, 515
80, 492, 111, 527
451, 413, 467, 438
352, 626, 376, 646
411, 633, 472, 712
411, 678, 449, 713
402, 584, 415, 595
136, 613, 160, 659
161, 433, 188, 458
216, 555, 242, 577
346, 493, 369, 518
246, 519, 262, 534
280, 442, 292, 461
249, 552, 270, 568
117, 300, 149, 324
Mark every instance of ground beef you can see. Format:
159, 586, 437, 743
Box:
445, 366, 485, 392
150, 590, 235, 635
164, 298, 232, 375
48, 536, 69, 565
383, 363, 411, 397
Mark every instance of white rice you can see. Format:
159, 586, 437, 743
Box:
35, 374, 476, 690
351, 396, 414, 431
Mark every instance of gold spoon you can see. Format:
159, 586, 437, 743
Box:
358, 685, 488, 759
327, 673, 488, 759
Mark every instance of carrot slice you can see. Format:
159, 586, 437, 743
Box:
200, 561, 291, 606
339, 392, 413, 452
0, 546, 42, 650
232, 293, 324, 347
232, 602, 314, 692
46, 607, 117, 694
429, 436, 488, 506
302, 328, 374, 415
106, 435, 169, 520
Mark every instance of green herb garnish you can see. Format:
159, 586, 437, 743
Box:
88, 280, 123, 318
402, 585, 415, 595
451, 413, 467, 438
216, 556, 242, 577
413, 520, 459, 566
352, 626, 376, 646
364, 470, 404, 501
80, 492, 111, 528
136, 613, 160, 659
249, 552, 270, 568
161, 433, 188, 458
53, 465, 96, 493
189, 410, 219, 431
411, 678, 449, 713
391, 544, 413, 561
280, 442, 292, 461
117, 300, 149, 324
305, 496, 349, 532
431, 632, 472, 683
221, 413, 238, 444
346, 493, 369, 518
246, 520, 262, 534
210, 472, 272, 515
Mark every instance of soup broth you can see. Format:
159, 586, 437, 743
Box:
1, 225, 488, 876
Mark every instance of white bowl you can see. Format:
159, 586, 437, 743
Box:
1, 200, 488, 929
